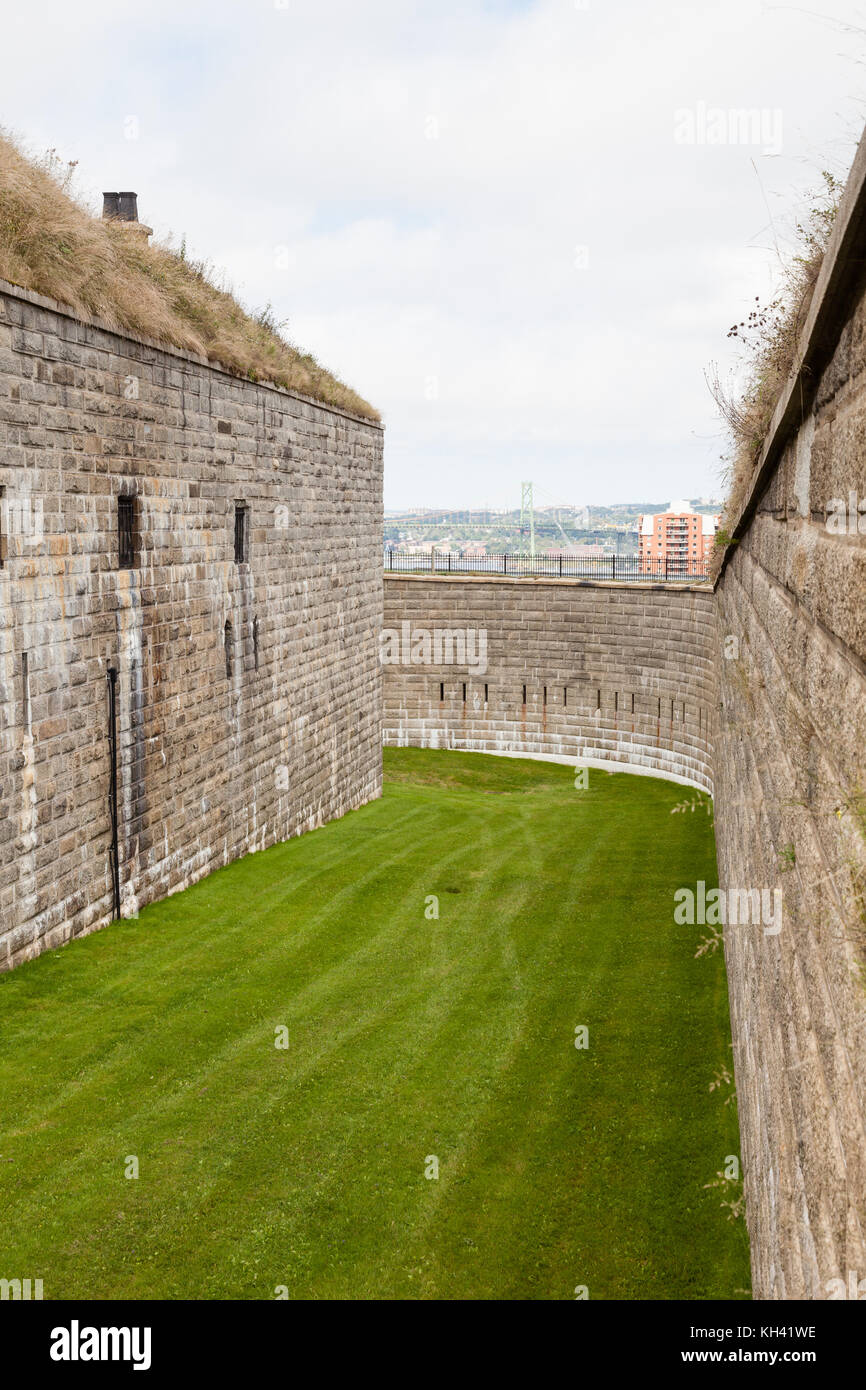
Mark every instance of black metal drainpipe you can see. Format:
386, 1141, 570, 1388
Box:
107, 667, 121, 920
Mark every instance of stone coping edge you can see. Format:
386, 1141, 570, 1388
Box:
0, 276, 383, 432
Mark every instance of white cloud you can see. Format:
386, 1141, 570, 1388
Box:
2, 0, 864, 506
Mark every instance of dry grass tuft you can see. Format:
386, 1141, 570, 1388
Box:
708, 172, 841, 577
0, 132, 379, 421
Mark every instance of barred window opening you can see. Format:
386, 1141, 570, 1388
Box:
234, 503, 248, 564
118, 495, 136, 569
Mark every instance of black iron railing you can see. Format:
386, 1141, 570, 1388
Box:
384, 551, 710, 583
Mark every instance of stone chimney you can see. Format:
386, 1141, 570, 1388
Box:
102, 192, 152, 240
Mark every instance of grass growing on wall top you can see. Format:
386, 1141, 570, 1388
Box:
0, 133, 378, 421
0, 748, 749, 1300
709, 171, 841, 570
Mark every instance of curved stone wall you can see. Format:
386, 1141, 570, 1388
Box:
383, 575, 716, 793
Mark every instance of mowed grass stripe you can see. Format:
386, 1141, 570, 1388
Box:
1, 789, 527, 1272
1, 806, 503, 1169
0, 802, 462, 1106
0, 748, 750, 1300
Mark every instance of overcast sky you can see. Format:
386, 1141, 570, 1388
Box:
3, 1, 865, 509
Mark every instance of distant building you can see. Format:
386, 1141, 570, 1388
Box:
637, 501, 718, 573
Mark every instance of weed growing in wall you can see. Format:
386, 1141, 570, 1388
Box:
707, 171, 843, 564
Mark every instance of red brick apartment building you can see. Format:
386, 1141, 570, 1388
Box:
637, 501, 718, 573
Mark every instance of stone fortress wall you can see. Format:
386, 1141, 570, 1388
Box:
0, 277, 383, 970
712, 129, 866, 1300
382, 127, 866, 1300
2, 123, 866, 1302
383, 576, 716, 792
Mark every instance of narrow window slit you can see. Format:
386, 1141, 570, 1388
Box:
118, 494, 136, 569
22, 652, 30, 729
234, 503, 248, 564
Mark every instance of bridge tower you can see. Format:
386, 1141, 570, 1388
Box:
519, 481, 535, 559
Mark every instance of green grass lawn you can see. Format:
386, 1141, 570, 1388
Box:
0, 748, 750, 1300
